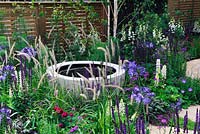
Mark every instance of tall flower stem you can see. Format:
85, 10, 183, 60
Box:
175, 108, 180, 134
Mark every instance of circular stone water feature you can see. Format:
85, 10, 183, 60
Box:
186, 59, 200, 78
47, 61, 125, 89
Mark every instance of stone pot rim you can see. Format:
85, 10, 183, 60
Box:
47, 61, 125, 81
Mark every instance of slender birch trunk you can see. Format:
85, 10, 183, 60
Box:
113, 0, 118, 38
107, 0, 110, 41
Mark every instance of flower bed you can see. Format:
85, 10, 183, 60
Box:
0, 1, 200, 134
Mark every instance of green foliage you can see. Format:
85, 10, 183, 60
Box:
151, 85, 180, 105
87, 41, 106, 61
188, 36, 200, 59
174, 77, 200, 108
167, 53, 186, 79
148, 98, 171, 125
12, 16, 28, 51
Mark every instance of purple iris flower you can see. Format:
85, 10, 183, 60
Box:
142, 87, 150, 92
128, 61, 137, 69
135, 96, 142, 103
171, 99, 182, 111
124, 61, 148, 81
131, 86, 154, 105
3, 65, 14, 72
0, 73, 7, 81
21, 47, 37, 58
133, 86, 140, 92
144, 42, 154, 48
0, 107, 12, 125
0, 65, 16, 82
143, 97, 151, 105
0, 107, 11, 116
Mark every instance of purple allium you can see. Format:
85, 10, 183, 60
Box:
69, 125, 78, 133
21, 47, 36, 58
188, 88, 193, 92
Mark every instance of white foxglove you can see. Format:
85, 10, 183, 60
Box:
155, 59, 160, 85
161, 65, 167, 79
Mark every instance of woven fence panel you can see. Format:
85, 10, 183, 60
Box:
168, 0, 200, 24
0, 3, 37, 37
0, 2, 107, 42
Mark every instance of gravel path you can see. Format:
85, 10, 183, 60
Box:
186, 59, 200, 78
149, 105, 200, 134
179, 105, 200, 122
149, 124, 193, 134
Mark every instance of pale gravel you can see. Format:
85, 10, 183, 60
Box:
149, 105, 200, 134
186, 59, 200, 79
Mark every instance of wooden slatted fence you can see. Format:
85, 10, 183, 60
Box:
168, 0, 200, 24
0, 2, 107, 43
